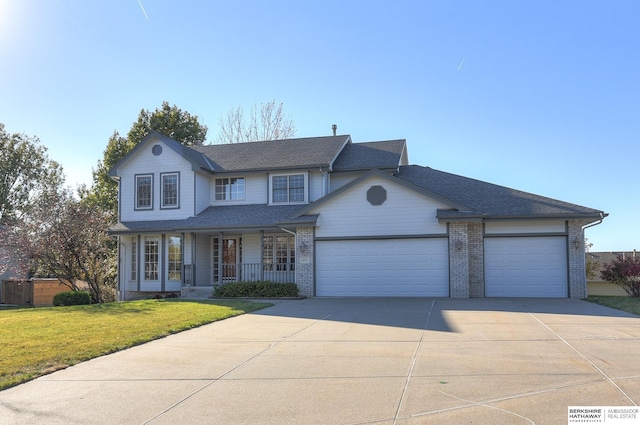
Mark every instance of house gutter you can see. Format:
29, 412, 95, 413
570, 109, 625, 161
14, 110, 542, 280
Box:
582, 212, 607, 231
279, 227, 297, 237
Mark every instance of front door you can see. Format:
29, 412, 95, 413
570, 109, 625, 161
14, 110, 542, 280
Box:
222, 238, 237, 281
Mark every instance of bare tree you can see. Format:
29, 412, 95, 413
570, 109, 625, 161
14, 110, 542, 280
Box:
15, 189, 117, 303
216, 100, 296, 143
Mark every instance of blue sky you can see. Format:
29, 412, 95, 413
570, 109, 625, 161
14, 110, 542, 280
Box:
1, 1, 638, 252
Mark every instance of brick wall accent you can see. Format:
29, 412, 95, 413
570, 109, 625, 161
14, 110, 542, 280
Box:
568, 220, 587, 299
295, 226, 314, 297
467, 223, 485, 297
448, 223, 469, 298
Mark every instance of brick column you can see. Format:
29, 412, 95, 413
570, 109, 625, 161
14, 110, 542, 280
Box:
295, 226, 314, 297
567, 220, 586, 299
468, 223, 485, 297
449, 223, 470, 298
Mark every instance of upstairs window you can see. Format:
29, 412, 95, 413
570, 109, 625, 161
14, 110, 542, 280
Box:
161, 173, 179, 208
215, 177, 245, 201
135, 174, 153, 210
272, 174, 305, 203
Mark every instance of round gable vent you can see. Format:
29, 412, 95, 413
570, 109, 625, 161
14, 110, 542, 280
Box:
367, 185, 387, 206
152, 144, 163, 156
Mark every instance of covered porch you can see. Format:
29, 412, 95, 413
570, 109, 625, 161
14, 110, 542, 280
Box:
185, 230, 298, 287
111, 204, 317, 300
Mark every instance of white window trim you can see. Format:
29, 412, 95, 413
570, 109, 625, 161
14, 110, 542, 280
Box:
166, 234, 182, 282
269, 172, 308, 204
214, 176, 246, 202
130, 237, 137, 281
143, 235, 160, 282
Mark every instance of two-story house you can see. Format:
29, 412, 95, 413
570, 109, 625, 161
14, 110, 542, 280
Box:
109, 131, 606, 300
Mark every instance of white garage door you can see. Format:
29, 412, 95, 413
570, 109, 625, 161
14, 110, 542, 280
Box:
316, 238, 449, 297
485, 237, 568, 297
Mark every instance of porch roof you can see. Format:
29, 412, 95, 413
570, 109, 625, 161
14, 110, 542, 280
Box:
109, 204, 318, 234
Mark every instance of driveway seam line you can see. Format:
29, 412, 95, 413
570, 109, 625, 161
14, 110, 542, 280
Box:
405, 376, 607, 420
392, 298, 436, 425
142, 311, 334, 424
529, 313, 637, 406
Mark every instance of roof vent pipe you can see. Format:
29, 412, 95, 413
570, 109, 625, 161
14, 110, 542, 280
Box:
332, 124, 337, 136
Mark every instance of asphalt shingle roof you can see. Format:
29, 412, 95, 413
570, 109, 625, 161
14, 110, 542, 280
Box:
395, 165, 605, 218
110, 204, 318, 233
332, 140, 406, 171
191, 135, 350, 172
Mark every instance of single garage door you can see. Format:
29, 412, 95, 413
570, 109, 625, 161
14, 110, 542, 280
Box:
316, 238, 449, 297
485, 237, 568, 297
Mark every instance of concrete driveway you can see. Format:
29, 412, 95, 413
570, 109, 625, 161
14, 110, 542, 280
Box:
1, 298, 639, 424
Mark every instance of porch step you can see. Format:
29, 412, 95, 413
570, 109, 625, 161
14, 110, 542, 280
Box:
181, 286, 214, 300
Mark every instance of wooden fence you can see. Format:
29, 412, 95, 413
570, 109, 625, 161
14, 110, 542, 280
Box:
1, 280, 33, 305
1, 279, 74, 305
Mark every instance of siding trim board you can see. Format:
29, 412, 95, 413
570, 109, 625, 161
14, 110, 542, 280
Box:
484, 232, 568, 238
315, 234, 449, 242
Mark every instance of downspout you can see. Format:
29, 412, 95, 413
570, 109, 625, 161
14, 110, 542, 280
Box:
319, 167, 327, 196
117, 236, 123, 301
279, 227, 297, 237
218, 231, 224, 286
279, 227, 297, 285
582, 212, 605, 231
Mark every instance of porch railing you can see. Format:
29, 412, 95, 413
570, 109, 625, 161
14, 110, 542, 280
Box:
220, 263, 295, 284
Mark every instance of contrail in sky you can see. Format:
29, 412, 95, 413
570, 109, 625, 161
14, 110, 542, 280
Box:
55, 0, 81, 29
457, 56, 466, 71
138, 0, 150, 20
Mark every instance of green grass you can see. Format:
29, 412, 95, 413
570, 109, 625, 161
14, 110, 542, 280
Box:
0, 299, 271, 391
586, 296, 640, 316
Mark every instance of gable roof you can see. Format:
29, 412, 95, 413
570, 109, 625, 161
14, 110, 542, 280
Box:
395, 165, 606, 220
291, 168, 470, 218
109, 131, 215, 177
190, 135, 351, 172
292, 165, 605, 221
332, 139, 407, 171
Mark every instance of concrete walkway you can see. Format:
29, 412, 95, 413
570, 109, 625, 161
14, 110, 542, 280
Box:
1, 298, 639, 424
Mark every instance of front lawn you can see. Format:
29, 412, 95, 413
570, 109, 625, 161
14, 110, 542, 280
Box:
0, 299, 271, 390
586, 296, 640, 316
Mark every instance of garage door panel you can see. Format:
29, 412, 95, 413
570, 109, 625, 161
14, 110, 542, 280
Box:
485, 237, 568, 297
316, 239, 449, 297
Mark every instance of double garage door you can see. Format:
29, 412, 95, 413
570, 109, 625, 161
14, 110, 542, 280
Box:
485, 237, 568, 297
316, 236, 569, 298
316, 238, 449, 297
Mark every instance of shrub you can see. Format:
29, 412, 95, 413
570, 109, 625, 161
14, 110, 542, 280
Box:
601, 255, 640, 297
53, 291, 92, 306
213, 281, 298, 298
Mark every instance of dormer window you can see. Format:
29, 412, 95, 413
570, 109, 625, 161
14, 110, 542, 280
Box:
215, 177, 245, 201
271, 173, 306, 203
135, 174, 153, 210
161, 172, 179, 208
